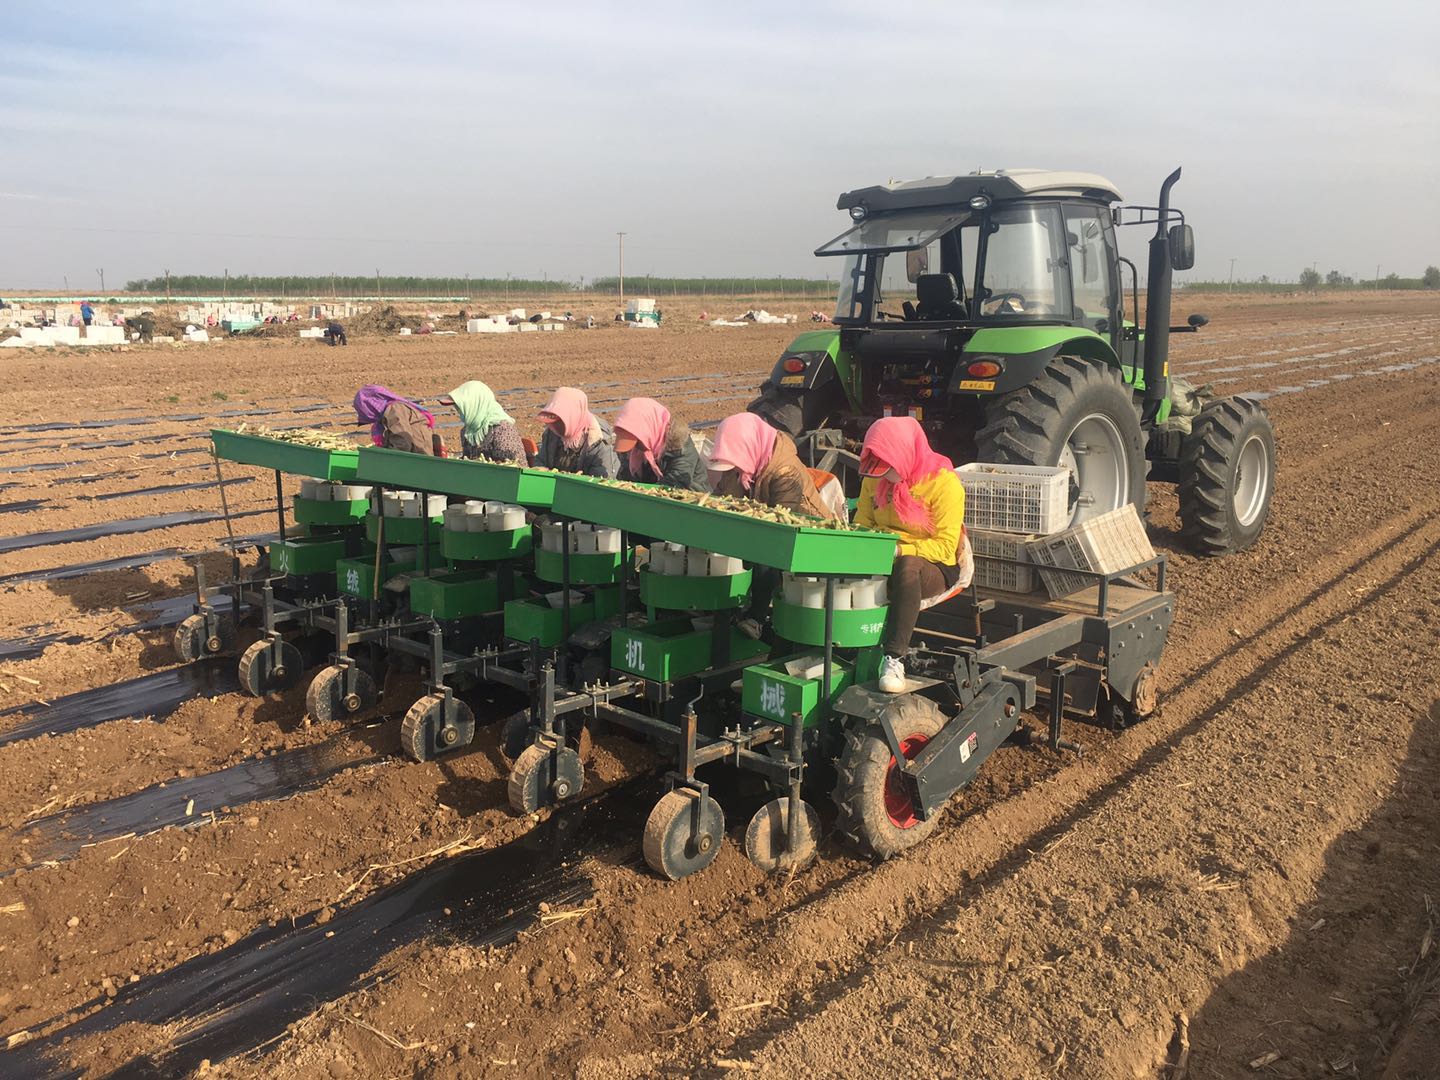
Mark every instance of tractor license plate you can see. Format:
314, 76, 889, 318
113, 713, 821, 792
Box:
958, 379, 995, 391
780, 375, 805, 386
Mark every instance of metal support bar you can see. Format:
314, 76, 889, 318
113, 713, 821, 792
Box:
273, 469, 286, 541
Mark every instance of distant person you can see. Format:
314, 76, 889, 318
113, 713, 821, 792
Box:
353, 384, 444, 456
324, 321, 347, 346
80, 300, 93, 327
127, 313, 156, 343
440, 380, 526, 463
613, 397, 708, 491
534, 387, 619, 478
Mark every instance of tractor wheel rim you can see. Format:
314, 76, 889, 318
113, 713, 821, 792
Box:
1233, 434, 1269, 527
883, 733, 931, 828
1058, 412, 1128, 523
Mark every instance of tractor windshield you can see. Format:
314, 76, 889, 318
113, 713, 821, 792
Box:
826, 201, 1074, 324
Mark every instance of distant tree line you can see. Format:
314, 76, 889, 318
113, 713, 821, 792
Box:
120, 273, 838, 297
1185, 266, 1440, 293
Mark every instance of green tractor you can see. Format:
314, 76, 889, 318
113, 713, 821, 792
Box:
749, 168, 1275, 554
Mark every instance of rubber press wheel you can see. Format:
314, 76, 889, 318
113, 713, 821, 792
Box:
399, 694, 477, 762
237, 639, 304, 698
744, 797, 820, 874
173, 613, 233, 663
305, 664, 379, 723
507, 743, 584, 814
832, 694, 946, 860
643, 788, 726, 880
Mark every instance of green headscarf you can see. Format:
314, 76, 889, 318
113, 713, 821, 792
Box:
446, 380, 513, 446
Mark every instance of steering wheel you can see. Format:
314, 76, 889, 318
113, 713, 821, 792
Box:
983, 291, 1029, 314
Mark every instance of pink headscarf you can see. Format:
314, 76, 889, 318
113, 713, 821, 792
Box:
538, 386, 595, 450
859, 416, 953, 533
614, 397, 671, 481
708, 412, 778, 493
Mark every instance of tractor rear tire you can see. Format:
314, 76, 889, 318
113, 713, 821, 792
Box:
974, 356, 1147, 524
832, 694, 946, 860
1178, 396, 1275, 555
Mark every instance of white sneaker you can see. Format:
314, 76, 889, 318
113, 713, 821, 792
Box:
878, 654, 906, 694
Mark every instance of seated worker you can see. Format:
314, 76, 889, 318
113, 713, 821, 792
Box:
439, 380, 526, 463
324, 321, 348, 346
706, 412, 834, 518
613, 397, 708, 491
854, 416, 966, 693
534, 386, 619, 478
353, 384, 444, 456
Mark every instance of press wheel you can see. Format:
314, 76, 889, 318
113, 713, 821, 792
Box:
173, 612, 232, 663
399, 693, 477, 762
744, 797, 820, 874
507, 743, 584, 814
237, 638, 303, 698
305, 663, 379, 723
643, 788, 725, 881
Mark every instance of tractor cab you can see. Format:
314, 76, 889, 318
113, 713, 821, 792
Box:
750, 167, 1275, 556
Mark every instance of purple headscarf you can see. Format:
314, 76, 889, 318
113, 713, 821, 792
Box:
353, 384, 435, 446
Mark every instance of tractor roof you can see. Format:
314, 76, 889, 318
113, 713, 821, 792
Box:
836, 170, 1122, 213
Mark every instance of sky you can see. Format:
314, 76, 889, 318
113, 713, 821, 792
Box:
1, 0, 1437, 290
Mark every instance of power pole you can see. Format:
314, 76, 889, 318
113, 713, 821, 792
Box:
617, 232, 626, 307
375, 268, 381, 301
223, 268, 228, 301
96, 267, 105, 293
1375, 263, 1381, 290
164, 269, 171, 302
1228, 258, 1236, 291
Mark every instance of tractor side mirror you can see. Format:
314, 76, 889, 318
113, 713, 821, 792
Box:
1168, 224, 1195, 271
1187, 313, 1209, 328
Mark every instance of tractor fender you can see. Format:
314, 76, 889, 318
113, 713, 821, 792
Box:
950, 328, 1125, 397
750, 330, 851, 436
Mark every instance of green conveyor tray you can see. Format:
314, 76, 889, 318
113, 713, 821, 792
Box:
354, 447, 557, 507
550, 475, 896, 576
211, 429, 360, 481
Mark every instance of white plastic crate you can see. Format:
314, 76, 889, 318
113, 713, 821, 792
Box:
968, 529, 1038, 593
1028, 505, 1155, 599
957, 463, 1070, 536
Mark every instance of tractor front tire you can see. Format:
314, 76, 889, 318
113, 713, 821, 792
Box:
975, 356, 1147, 524
1178, 396, 1275, 555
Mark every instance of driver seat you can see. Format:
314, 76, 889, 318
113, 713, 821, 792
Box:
914, 273, 967, 320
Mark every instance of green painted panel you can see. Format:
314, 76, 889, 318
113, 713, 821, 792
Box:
550, 475, 895, 576
354, 446, 557, 507
211, 429, 359, 480
365, 513, 441, 546
440, 526, 533, 562
293, 497, 369, 526
336, 553, 419, 599
533, 546, 627, 585
503, 596, 595, 647
638, 568, 752, 612
772, 599, 889, 648
611, 618, 768, 683
741, 654, 853, 729
409, 569, 501, 620
271, 535, 346, 577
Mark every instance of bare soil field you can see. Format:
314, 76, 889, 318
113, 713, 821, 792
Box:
0, 292, 1437, 1078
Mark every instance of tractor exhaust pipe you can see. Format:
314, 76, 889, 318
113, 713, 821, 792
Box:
1141, 166, 1182, 423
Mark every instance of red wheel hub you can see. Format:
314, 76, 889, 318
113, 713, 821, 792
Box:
883, 733, 931, 828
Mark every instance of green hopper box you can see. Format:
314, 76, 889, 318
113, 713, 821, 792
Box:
610, 617, 768, 683
741, 654, 855, 729
503, 586, 621, 647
